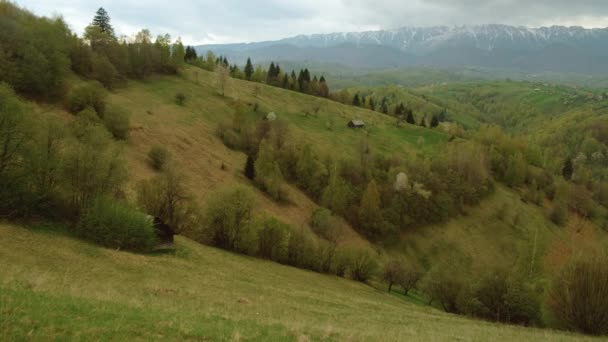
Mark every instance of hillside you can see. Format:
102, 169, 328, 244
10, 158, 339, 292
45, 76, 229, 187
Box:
0, 223, 597, 341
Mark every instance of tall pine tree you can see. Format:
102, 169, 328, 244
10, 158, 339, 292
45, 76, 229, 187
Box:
92, 7, 115, 37
244, 58, 254, 80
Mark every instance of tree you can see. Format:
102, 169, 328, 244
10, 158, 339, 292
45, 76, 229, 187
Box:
92, 7, 115, 37
255, 140, 287, 202
398, 263, 424, 295
504, 152, 527, 187
216, 63, 230, 96
203, 186, 256, 253
244, 57, 254, 80
171, 37, 186, 69
406, 109, 415, 124
352, 94, 361, 106
350, 250, 378, 282
383, 260, 405, 292
321, 164, 350, 216
430, 115, 439, 128
562, 157, 574, 180
549, 254, 608, 335
359, 179, 385, 239
318, 76, 329, 97
244, 154, 255, 180
0, 84, 31, 176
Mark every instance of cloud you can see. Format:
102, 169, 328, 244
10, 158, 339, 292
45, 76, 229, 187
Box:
13, 0, 608, 44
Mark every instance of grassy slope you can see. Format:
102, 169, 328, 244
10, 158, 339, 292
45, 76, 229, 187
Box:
0, 223, 598, 341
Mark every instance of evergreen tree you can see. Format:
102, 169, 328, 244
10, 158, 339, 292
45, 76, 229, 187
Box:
92, 7, 115, 37
282, 74, 289, 88
430, 115, 439, 128
369, 98, 376, 111
267, 62, 276, 84
244, 154, 255, 180
318, 76, 329, 97
244, 57, 254, 80
321, 165, 350, 216
562, 158, 574, 180
395, 103, 404, 115
406, 109, 415, 124
290, 71, 297, 90
353, 94, 361, 106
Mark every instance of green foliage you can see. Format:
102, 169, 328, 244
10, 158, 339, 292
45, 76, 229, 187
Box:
470, 269, 540, 325
136, 169, 197, 234
174, 92, 186, 106
255, 216, 290, 263
0, 2, 71, 100
348, 249, 378, 283
254, 140, 288, 202
287, 229, 317, 270
78, 196, 157, 251
548, 202, 568, 226
383, 259, 405, 292
61, 125, 127, 214
103, 105, 130, 140
202, 186, 257, 254
148, 145, 169, 171
321, 165, 351, 216
359, 179, 385, 239
549, 254, 608, 335
66, 82, 107, 117
0, 83, 31, 177
420, 261, 468, 313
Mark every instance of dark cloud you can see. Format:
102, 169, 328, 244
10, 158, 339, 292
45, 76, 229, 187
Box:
14, 0, 608, 44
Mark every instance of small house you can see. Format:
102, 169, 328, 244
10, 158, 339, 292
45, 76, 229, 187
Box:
265, 112, 277, 121
348, 119, 365, 128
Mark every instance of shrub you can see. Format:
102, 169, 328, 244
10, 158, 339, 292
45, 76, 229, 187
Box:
66, 82, 107, 117
549, 254, 608, 335
175, 92, 186, 106
136, 169, 199, 234
471, 269, 541, 325
255, 216, 290, 263
398, 263, 424, 295
420, 265, 466, 313
383, 259, 405, 292
203, 186, 257, 254
334, 249, 351, 277
77, 196, 157, 251
349, 249, 378, 283
548, 202, 568, 226
103, 105, 130, 140
148, 145, 169, 171
287, 229, 317, 270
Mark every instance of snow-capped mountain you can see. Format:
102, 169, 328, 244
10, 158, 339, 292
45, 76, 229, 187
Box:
196, 25, 608, 73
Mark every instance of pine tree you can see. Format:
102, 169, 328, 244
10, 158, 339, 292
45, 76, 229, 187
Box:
267, 62, 276, 84
353, 94, 361, 106
430, 115, 439, 128
406, 109, 415, 124
282, 74, 289, 88
395, 103, 404, 115
562, 158, 574, 180
244, 58, 254, 80
244, 154, 255, 180
369, 98, 376, 111
318, 76, 329, 97
92, 7, 115, 37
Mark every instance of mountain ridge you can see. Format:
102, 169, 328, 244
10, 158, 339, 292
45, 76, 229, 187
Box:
195, 24, 608, 74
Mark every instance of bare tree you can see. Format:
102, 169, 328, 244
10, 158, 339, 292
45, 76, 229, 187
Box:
216, 64, 230, 97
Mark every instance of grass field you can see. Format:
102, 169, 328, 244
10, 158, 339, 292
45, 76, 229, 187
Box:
0, 223, 599, 341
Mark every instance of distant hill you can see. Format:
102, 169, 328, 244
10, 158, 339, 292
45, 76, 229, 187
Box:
196, 25, 608, 74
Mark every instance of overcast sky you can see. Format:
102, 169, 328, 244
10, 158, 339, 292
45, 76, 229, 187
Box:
14, 0, 608, 45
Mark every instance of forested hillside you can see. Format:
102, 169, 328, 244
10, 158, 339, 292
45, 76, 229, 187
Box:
1, 2, 608, 339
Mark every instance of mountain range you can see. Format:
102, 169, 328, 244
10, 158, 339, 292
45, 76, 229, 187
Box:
195, 25, 608, 74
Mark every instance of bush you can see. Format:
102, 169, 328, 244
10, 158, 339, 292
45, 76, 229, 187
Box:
256, 216, 289, 263
175, 92, 186, 106
77, 196, 157, 251
471, 269, 541, 325
334, 249, 351, 277
66, 82, 107, 117
549, 254, 608, 335
148, 145, 169, 171
420, 265, 466, 313
103, 105, 130, 140
349, 249, 378, 283
398, 263, 424, 295
383, 259, 405, 292
548, 202, 568, 226
136, 169, 199, 234
202, 186, 257, 254
287, 229, 317, 270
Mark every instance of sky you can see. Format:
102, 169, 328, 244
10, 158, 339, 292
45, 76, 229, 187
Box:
14, 0, 608, 45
